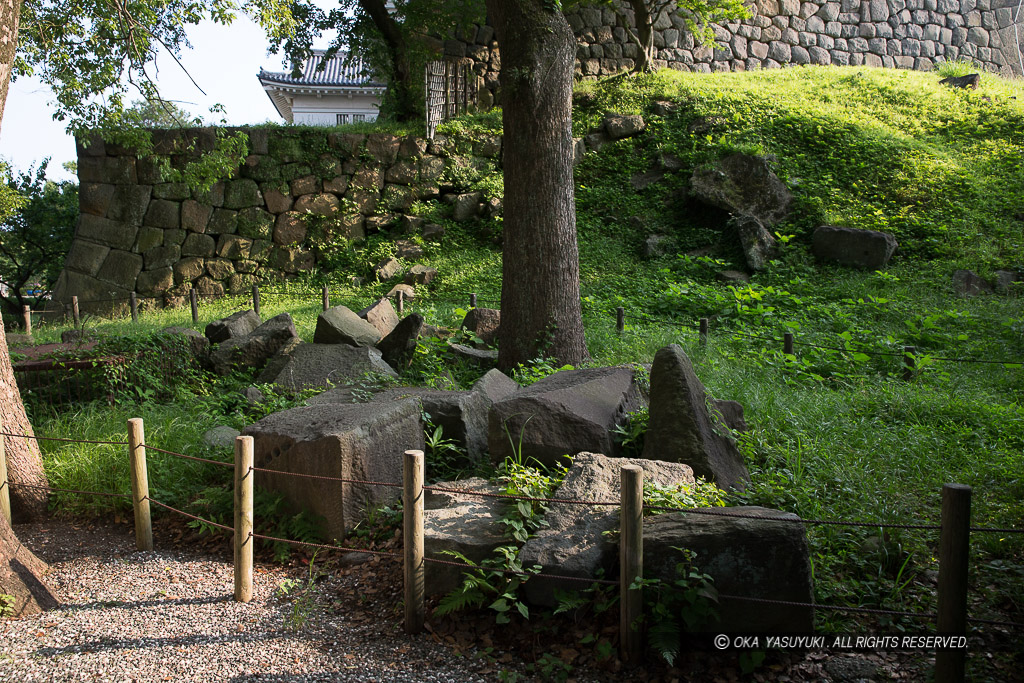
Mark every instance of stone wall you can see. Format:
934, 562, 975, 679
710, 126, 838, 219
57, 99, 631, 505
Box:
446, 0, 1022, 101
55, 128, 501, 311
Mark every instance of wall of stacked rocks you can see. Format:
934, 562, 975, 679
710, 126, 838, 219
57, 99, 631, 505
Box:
444, 0, 1022, 98
55, 128, 501, 312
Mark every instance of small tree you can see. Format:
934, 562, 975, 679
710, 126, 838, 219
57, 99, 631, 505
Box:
0, 158, 77, 318
624, 0, 750, 73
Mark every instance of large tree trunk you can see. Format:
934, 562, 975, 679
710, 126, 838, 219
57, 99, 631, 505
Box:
486, 0, 587, 371
359, 0, 419, 122
0, 0, 50, 521
0, 513, 58, 615
629, 0, 657, 73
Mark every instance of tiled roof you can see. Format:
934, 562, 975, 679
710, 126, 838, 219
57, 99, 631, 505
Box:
258, 50, 386, 88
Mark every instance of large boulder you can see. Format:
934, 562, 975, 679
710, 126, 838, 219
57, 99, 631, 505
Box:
158, 326, 209, 362
731, 215, 777, 271
812, 225, 898, 270
373, 387, 490, 463
257, 342, 397, 391
521, 453, 694, 606
358, 298, 400, 337
205, 309, 261, 344
423, 478, 509, 595
643, 345, 749, 490
461, 307, 500, 346
314, 305, 382, 347
643, 508, 814, 633
952, 269, 993, 297
488, 366, 644, 467
210, 312, 298, 375
471, 368, 519, 404
377, 313, 424, 369
242, 399, 424, 540
690, 154, 792, 226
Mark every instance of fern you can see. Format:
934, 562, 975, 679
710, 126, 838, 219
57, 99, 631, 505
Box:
647, 620, 681, 666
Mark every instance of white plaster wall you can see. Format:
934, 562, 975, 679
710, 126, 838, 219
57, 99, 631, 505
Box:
291, 93, 381, 126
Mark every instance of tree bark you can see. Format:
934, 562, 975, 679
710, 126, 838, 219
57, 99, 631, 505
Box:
358, 0, 419, 122
0, 0, 50, 521
629, 0, 656, 73
485, 0, 587, 371
0, 513, 57, 615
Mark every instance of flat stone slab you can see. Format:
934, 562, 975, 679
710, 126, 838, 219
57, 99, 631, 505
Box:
242, 399, 424, 540
372, 387, 489, 463
258, 342, 397, 391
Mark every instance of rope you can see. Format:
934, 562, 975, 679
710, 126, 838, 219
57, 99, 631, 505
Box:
717, 594, 937, 620
0, 431, 128, 446
250, 532, 401, 559
250, 466, 402, 488
643, 505, 941, 530
143, 444, 233, 468
969, 526, 1024, 534
423, 484, 619, 507
8, 482, 131, 499
422, 555, 618, 585
145, 497, 234, 532
966, 617, 1024, 628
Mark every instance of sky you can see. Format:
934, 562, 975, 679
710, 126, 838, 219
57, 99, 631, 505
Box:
0, 16, 300, 183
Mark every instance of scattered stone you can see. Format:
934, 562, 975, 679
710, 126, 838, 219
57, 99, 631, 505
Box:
716, 270, 751, 283
952, 269, 993, 297
387, 284, 416, 301
158, 326, 210, 360
522, 452, 694, 606
202, 425, 240, 449
373, 258, 403, 281
690, 154, 792, 226
404, 265, 438, 286
242, 399, 423, 540
994, 270, 1023, 294
488, 366, 644, 467
5, 334, 32, 347
422, 223, 445, 241
643, 345, 749, 490
358, 298, 400, 338
257, 342, 397, 391
452, 193, 483, 222
642, 234, 676, 259
461, 307, 500, 346
60, 329, 100, 345
470, 368, 519, 405
732, 215, 777, 271
314, 305, 382, 347
205, 310, 261, 344
644, 507, 814, 633
243, 386, 266, 406
210, 312, 298, 375
939, 73, 980, 89
604, 113, 646, 140
376, 313, 424, 370
447, 343, 498, 365
394, 240, 424, 260
373, 387, 490, 462
812, 225, 898, 270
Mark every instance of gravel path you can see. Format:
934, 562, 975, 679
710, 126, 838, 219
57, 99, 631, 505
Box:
0, 521, 513, 682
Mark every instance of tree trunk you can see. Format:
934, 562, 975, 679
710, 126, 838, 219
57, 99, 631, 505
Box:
486, 0, 588, 371
629, 0, 657, 73
0, 0, 50, 521
359, 0, 420, 122
0, 513, 58, 615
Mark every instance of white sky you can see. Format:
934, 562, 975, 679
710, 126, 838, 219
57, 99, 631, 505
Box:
0, 16, 300, 183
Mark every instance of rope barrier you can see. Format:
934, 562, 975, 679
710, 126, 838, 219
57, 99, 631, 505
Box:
250, 531, 401, 559
250, 466, 402, 488
969, 526, 1024, 534
0, 431, 128, 446
423, 484, 619, 507
717, 594, 938, 620
142, 444, 233, 468
966, 616, 1024, 628
145, 497, 234, 532
643, 505, 942, 530
8, 481, 131, 499
422, 555, 618, 586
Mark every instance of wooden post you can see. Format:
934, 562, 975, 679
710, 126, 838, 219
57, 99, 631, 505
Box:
129, 292, 138, 322
0, 418, 11, 525
72, 296, 81, 328
616, 307, 625, 333
322, 285, 330, 312
936, 483, 971, 683
699, 317, 709, 346
234, 435, 254, 603
784, 332, 794, 355
127, 418, 153, 551
469, 293, 477, 308
444, 61, 451, 120
190, 289, 198, 324
903, 345, 917, 381
22, 305, 31, 335
620, 464, 644, 663
252, 285, 260, 317
397, 289, 405, 314
404, 449, 425, 634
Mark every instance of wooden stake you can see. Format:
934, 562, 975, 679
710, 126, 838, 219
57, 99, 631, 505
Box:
699, 317, 709, 346
0, 418, 11, 525
234, 435, 254, 603
397, 289, 405, 314
127, 418, 153, 551
936, 483, 971, 683
190, 289, 198, 324
72, 296, 81, 328
404, 449, 425, 634
903, 345, 917, 381
252, 285, 260, 317
130, 292, 138, 322
22, 305, 31, 335
620, 464, 644, 664
616, 307, 625, 333
469, 293, 477, 308
784, 332, 794, 355
322, 285, 330, 312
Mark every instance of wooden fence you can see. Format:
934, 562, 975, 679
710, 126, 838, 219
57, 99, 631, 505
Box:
425, 60, 478, 139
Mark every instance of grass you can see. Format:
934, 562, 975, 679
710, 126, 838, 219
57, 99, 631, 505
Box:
15, 65, 1023, 673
